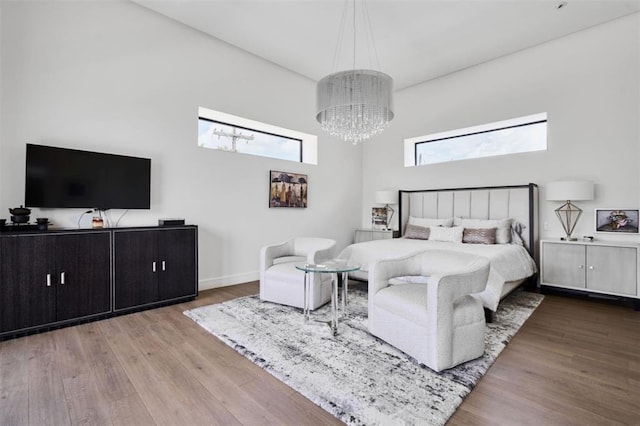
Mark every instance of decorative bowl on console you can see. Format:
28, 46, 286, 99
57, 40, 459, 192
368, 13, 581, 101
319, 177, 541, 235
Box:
11, 215, 30, 224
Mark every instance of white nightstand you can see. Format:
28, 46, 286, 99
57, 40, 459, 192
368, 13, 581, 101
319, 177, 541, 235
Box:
540, 239, 640, 309
354, 228, 400, 244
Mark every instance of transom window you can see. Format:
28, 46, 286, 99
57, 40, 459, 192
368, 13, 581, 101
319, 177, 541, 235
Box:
198, 107, 318, 165
404, 113, 547, 167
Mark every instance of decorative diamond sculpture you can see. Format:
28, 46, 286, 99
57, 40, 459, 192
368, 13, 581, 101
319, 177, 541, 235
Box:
555, 201, 582, 240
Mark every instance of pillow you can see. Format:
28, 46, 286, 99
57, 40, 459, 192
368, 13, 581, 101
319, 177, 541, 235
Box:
463, 227, 497, 244
389, 275, 431, 285
403, 223, 431, 240
273, 256, 306, 265
453, 217, 512, 244
408, 216, 453, 228
510, 221, 526, 246
429, 226, 463, 243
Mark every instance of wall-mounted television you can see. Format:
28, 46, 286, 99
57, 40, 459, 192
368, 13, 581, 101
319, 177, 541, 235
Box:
25, 143, 151, 210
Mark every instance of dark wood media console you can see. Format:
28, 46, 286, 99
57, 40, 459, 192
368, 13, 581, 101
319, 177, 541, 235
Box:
0, 225, 198, 339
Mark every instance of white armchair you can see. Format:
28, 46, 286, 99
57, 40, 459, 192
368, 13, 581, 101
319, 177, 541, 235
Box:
260, 237, 336, 310
368, 250, 490, 372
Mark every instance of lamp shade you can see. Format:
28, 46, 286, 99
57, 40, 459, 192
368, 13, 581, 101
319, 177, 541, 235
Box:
546, 180, 594, 201
375, 190, 398, 205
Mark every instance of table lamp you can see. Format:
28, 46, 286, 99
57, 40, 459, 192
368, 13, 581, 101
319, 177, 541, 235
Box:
546, 180, 594, 241
375, 190, 398, 230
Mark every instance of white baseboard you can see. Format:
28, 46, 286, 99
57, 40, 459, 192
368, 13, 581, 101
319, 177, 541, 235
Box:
199, 271, 259, 291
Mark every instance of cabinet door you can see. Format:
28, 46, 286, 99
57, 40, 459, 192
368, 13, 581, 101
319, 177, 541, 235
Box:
114, 230, 158, 310
355, 230, 383, 243
374, 231, 394, 240
355, 229, 395, 243
542, 243, 586, 288
0, 235, 56, 332
55, 233, 111, 321
158, 228, 197, 300
587, 246, 637, 295
354, 230, 371, 243
0, 238, 3, 332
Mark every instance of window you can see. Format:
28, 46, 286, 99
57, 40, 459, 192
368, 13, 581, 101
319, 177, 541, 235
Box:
198, 118, 302, 162
404, 113, 547, 167
198, 107, 318, 165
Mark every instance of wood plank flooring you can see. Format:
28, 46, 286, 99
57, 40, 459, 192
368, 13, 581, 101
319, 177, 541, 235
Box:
1, 282, 639, 425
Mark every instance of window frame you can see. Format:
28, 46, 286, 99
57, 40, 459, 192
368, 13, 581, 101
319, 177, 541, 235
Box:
198, 117, 304, 163
404, 112, 548, 167
198, 107, 318, 165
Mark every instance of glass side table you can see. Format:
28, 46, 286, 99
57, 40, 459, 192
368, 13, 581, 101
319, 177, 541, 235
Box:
295, 259, 361, 336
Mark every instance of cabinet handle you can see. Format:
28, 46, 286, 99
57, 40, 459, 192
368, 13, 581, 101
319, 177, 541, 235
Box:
162, 261, 166, 271
152, 261, 156, 273
588, 266, 595, 270
60, 272, 65, 285
46, 273, 51, 287
578, 265, 584, 269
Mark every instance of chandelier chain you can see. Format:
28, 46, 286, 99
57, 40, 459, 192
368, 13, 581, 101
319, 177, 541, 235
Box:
331, 1, 349, 73
352, 0, 356, 70
316, 0, 394, 145
362, 0, 381, 71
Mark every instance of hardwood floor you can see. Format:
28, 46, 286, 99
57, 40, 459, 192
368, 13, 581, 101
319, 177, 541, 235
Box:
450, 293, 640, 426
1, 282, 638, 425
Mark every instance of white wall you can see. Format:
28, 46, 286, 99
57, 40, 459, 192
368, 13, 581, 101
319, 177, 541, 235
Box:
362, 13, 640, 243
3, 2, 637, 290
0, 0, 362, 289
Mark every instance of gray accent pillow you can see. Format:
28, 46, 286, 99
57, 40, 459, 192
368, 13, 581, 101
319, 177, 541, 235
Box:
454, 217, 512, 244
463, 227, 497, 244
403, 223, 431, 240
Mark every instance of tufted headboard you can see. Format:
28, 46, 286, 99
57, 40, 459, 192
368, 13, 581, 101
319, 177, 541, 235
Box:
398, 183, 539, 262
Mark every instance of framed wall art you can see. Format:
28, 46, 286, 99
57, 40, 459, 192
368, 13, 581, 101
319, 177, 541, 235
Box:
269, 170, 307, 208
595, 209, 639, 233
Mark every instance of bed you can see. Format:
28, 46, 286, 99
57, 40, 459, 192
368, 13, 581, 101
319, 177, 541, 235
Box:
339, 183, 539, 312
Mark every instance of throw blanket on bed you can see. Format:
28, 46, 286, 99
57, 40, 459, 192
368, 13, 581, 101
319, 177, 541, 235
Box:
338, 239, 537, 311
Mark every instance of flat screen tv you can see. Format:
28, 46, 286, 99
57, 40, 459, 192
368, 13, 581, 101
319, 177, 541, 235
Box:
25, 144, 151, 210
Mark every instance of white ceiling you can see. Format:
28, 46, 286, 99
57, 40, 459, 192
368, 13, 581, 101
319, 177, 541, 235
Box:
132, 0, 640, 90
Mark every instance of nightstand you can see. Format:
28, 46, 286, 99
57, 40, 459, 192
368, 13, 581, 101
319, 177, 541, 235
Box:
354, 228, 400, 243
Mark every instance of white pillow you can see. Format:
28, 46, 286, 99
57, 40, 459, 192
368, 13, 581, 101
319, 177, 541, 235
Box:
408, 216, 453, 228
511, 221, 526, 246
388, 275, 431, 285
453, 217, 512, 244
429, 226, 463, 243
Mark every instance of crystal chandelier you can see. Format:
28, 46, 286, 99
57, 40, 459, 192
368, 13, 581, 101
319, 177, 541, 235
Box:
316, 1, 394, 145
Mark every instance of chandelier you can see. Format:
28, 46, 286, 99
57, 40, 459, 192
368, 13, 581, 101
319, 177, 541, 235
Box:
316, 1, 394, 145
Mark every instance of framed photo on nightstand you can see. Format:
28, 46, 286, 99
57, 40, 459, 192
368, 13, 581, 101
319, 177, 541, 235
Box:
371, 207, 387, 229
595, 209, 639, 233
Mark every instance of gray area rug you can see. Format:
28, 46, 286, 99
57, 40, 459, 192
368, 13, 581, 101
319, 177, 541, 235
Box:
184, 288, 543, 425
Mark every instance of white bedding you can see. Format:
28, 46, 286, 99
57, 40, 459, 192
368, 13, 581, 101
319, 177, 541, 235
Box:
338, 238, 537, 311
